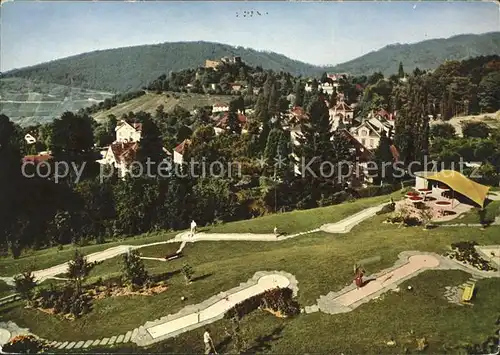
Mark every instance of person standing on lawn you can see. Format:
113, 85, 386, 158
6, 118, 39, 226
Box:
190, 220, 197, 237
204, 329, 216, 354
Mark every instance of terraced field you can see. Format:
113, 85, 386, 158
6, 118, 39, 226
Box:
0, 77, 113, 126
92, 92, 236, 122
430, 111, 500, 136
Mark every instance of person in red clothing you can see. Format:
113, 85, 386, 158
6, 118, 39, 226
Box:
354, 265, 365, 289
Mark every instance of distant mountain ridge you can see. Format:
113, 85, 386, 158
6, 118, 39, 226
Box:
324, 32, 500, 75
4, 32, 500, 92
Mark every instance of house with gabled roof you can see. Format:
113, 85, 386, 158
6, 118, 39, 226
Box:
349, 121, 382, 150
115, 120, 142, 143
213, 112, 248, 135
329, 101, 354, 130
173, 139, 191, 165
98, 142, 140, 178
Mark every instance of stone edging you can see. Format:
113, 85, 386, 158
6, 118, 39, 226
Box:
312, 250, 500, 316
319, 204, 386, 233
132, 270, 298, 346
0, 271, 298, 350
0, 294, 21, 307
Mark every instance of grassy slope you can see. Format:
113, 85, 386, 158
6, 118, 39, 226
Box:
69, 271, 499, 354
92, 91, 235, 122
0, 192, 397, 276
2, 216, 499, 342
0, 231, 177, 276
0, 280, 14, 299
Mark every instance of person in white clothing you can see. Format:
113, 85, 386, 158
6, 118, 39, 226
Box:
190, 220, 197, 236
203, 328, 215, 354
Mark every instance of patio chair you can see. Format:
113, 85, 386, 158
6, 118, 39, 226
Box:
461, 282, 475, 304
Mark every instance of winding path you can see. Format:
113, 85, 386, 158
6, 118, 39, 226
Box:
2, 203, 386, 283
2, 202, 499, 350
2, 251, 498, 351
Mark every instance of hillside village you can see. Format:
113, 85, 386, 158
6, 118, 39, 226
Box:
17, 53, 499, 187
1, 34, 500, 355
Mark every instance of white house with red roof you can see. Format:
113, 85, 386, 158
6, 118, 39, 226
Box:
213, 112, 248, 135
173, 139, 191, 165
98, 142, 140, 178
329, 101, 354, 130
115, 120, 142, 143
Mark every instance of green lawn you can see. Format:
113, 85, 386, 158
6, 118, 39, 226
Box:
452, 200, 500, 225
59, 271, 500, 354
0, 280, 14, 299
2, 190, 499, 352
2, 214, 499, 342
0, 231, 177, 276
0, 192, 399, 277
204, 192, 398, 234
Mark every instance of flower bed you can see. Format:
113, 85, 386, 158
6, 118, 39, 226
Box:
31, 279, 168, 320
444, 241, 497, 271
435, 201, 451, 206
1, 335, 47, 354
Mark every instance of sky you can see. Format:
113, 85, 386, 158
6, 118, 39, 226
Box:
1, 1, 499, 72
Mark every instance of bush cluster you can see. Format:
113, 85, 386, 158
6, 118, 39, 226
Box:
445, 241, 497, 271
32, 284, 92, 318
1, 335, 48, 354
224, 287, 300, 320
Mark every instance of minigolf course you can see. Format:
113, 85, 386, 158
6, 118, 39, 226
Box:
2, 201, 499, 351
138, 272, 295, 346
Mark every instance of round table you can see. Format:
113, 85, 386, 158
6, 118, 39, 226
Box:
408, 196, 424, 204
435, 200, 451, 216
406, 191, 420, 198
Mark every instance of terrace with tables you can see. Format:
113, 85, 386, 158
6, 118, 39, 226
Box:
397, 170, 491, 222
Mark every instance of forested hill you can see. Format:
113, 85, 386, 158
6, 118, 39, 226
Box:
3, 42, 321, 93
325, 32, 500, 76
4, 32, 500, 92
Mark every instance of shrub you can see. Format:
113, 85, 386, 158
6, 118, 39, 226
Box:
261, 287, 300, 317
224, 287, 299, 320
14, 271, 37, 305
122, 249, 149, 288
445, 241, 496, 271
67, 250, 95, 294
32, 284, 92, 318
419, 206, 434, 229
182, 264, 194, 285
8, 240, 22, 259
2, 335, 47, 354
